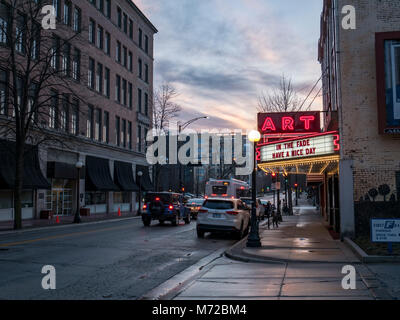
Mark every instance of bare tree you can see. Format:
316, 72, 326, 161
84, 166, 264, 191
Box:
258, 75, 302, 113
0, 0, 86, 229
152, 83, 182, 190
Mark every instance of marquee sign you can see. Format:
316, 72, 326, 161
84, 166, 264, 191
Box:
258, 112, 321, 135
260, 132, 340, 163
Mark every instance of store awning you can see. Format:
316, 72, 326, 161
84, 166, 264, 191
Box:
114, 161, 139, 192
136, 165, 154, 192
0, 140, 51, 190
85, 156, 119, 192
47, 162, 85, 180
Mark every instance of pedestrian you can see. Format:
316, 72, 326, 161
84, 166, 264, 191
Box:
266, 201, 272, 229
272, 206, 279, 228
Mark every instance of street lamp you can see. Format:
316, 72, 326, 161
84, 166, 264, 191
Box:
177, 116, 210, 195
74, 161, 83, 224
137, 171, 143, 216
246, 130, 262, 248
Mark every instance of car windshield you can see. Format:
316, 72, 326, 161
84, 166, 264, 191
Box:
203, 200, 234, 210
189, 199, 204, 206
212, 186, 228, 195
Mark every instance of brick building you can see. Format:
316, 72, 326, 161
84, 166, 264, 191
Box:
319, 0, 400, 237
0, 0, 157, 221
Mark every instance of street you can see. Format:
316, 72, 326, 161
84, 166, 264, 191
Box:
0, 218, 235, 300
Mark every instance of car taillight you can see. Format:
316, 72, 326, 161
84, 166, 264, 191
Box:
169, 205, 173, 210
226, 211, 239, 215
222, 194, 228, 197
199, 209, 208, 213
143, 204, 147, 210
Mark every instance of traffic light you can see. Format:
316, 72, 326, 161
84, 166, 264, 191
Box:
271, 172, 277, 183
294, 183, 298, 188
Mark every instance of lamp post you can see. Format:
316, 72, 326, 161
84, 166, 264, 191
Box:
177, 116, 209, 194
74, 161, 83, 224
246, 130, 262, 248
137, 171, 143, 216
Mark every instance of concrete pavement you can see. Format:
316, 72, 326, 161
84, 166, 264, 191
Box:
170, 200, 391, 300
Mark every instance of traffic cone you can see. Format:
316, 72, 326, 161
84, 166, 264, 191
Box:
55, 215, 60, 224
118, 207, 121, 217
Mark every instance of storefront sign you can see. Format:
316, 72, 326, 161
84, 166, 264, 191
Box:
258, 112, 321, 135
260, 132, 340, 163
371, 219, 400, 243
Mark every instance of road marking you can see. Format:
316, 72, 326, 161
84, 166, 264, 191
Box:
0, 224, 135, 248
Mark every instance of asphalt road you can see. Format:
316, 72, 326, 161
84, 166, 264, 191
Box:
0, 217, 236, 300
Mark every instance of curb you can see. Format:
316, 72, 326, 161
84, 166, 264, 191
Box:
139, 248, 226, 300
344, 237, 400, 263
0, 216, 141, 236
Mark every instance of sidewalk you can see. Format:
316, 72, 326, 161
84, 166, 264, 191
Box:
0, 211, 140, 233
171, 199, 391, 300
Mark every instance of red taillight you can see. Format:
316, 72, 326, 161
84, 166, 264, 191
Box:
143, 204, 147, 210
205, 196, 208, 199
222, 194, 228, 197
226, 211, 239, 215
169, 205, 173, 210
199, 209, 208, 213
211, 194, 217, 197
155, 197, 160, 201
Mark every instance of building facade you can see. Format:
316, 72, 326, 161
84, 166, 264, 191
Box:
0, 0, 157, 221
319, 0, 400, 237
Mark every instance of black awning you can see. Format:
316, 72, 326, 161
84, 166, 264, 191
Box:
47, 162, 85, 180
0, 140, 51, 190
136, 165, 154, 192
85, 156, 119, 192
114, 161, 139, 192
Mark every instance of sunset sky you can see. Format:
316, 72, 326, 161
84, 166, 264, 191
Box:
135, 0, 323, 131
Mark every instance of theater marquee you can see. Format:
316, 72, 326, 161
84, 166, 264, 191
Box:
260, 132, 340, 163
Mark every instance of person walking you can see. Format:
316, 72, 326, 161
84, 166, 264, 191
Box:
266, 201, 272, 229
272, 205, 279, 228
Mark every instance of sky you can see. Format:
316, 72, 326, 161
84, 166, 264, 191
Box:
134, 0, 324, 131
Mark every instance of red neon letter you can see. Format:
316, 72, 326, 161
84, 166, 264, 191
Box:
262, 117, 276, 131
282, 117, 294, 131
300, 116, 315, 130
334, 134, 340, 151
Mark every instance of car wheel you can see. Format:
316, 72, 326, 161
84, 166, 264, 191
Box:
171, 214, 179, 226
236, 222, 244, 240
197, 228, 205, 238
184, 214, 191, 224
159, 220, 164, 225
142, 217, 151, 227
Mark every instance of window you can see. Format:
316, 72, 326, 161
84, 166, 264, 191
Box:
105, 32, 110, 55
73, 7, 81, 32
49, 90, 58, 129
139, 28, 142, 48
123, 13, 127, 34
31, 22, 40, 60
115, 75, 121, 103
87, 105, 94, 139
144, 128, 148, 151
72, 48, 80, 80
95, 108, 101, 141
138, 58, 142, 78
105, 0, 111, 18
89, 19, 96, 44
15, 14, 26, 54
116, 41, 121, 62
0, 2, 9, 44
97, 0, 104, 12
137, 125, 142, 152
145, 35, 149, 54
96, 63, 103, 93
145, 64, 149, 83
128, 82, 133, 109
88, 58, 95, 89
123, 46, 127, 67
144, 93, 148, 116
117, 7, 122, 29
122, 79, 127, 106
129, 19, 133, 39
122, 119, 126, 147
104, 67, 110, 97
27, 83, 37, 123
53, 0, 61, 19
0, 69, 8, 115
61, 42, 70, 76
71, 98, 79, 135
97, 25, 103, 49
128, 121, 132, 149
103, 111, 109, 143
115, 116, 120, 146
61, 95, 69, 132
51, 36, 60, 70
63, 1, 71, 25
138, 88, 142, 112
128, 51, 133, 71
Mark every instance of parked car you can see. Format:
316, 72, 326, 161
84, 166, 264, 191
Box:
196, 198, 250, 239
186, 198, 205, 220
240, 198, 265, 220
142, 192, 191, 227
